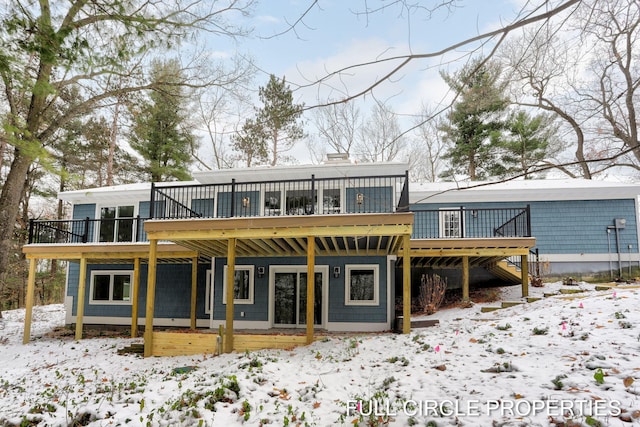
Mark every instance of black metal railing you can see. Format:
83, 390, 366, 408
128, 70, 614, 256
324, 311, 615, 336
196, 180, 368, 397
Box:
28, 216, 148, 245
411, 206, 531, 239
150, 173, 408, 219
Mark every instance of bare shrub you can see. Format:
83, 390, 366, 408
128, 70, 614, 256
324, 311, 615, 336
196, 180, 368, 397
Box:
418, 274, 447, 315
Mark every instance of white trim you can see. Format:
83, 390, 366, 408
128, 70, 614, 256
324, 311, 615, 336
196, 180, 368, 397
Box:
209, 258, 215, 328
65, 296, 74, 325
268, 265, 329, 328
204, 270, 212, 314
66, 315, 211, 328
222, 265, 255, 304
89, 270, 133, 305
325, 322, 390, 332
386, 256, 396, 328
541, 253, 640, 262
344, 264, 380, 306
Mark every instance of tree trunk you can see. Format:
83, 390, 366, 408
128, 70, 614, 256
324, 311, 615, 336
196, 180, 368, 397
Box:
0, 151, 32, 282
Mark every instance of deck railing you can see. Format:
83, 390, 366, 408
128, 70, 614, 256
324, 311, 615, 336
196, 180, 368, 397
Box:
150, 172, 409, 219
411, 205, 531, 239
28, 216, 147, 245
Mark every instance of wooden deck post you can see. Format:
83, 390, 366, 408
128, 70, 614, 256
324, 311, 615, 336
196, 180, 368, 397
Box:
225, 238, 236, 353
402, 234, 411, 334
144, 239, 158, 357
22, 258, 37, 344
306, 236, 315, 344
461, 256, 470, 301
131, 257, 140, 338
521, 253, 529, 298
75, 256, 87, 340
190, 256, 198, 330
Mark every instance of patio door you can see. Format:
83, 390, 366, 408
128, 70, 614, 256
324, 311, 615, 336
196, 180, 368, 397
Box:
272, 267, 324, 327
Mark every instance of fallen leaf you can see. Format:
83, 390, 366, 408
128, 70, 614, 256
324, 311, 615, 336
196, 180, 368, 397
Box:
313, 401, 321, 409
624, 377, 634, 388
469, 338, 478, 343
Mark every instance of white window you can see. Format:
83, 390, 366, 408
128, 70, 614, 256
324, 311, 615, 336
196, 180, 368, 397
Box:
98, 205, 136, 242
439, 209, 462, 238
322, 188, 341, 214
345, 265, 379, 306
89, 271, 132, 305
222, 265, 254, 304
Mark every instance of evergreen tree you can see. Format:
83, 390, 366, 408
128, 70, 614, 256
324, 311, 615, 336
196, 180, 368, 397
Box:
490, 111, 561, 179
130, 60, 194, 182
233, 75, 304, 166
440, 58, 509, 180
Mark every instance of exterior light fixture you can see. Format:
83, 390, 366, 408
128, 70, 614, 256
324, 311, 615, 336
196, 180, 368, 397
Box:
333, 266, 341, 278
257, 266, 265, 278
356, 193, 364, 205
242, 196, 250, 208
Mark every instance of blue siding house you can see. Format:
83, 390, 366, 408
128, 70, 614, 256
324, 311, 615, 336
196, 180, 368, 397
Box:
23, 159, 638, 355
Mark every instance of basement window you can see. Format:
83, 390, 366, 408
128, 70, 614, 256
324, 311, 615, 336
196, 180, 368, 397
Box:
89, 271, 132, 305
345, 265, 379, 306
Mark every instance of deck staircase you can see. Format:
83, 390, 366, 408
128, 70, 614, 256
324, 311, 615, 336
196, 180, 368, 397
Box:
486, 259, 522, 284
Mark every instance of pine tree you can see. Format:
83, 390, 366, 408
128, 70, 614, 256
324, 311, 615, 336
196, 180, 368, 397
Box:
233, 75, 305, 166
130, 60, 194, 182
440, 58, 509, 180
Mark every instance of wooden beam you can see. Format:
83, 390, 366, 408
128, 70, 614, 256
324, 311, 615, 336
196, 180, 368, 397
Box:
190, 256, 198, 330
521, 253, 529, 298
131, 257, 141, 338
75, 257, 87, 340
225, 238, 236, 353
402, 234, 411, 334
144, 239, 158, 358
410, 248, 531, 257
306, 236, 315, 344
462, 256, 470, 301
22, 258, 37, 344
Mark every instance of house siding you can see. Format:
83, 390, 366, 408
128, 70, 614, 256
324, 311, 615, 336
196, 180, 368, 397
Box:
212, 256, 389, 324
67, 262, 210, 320
412, 199, 639, 255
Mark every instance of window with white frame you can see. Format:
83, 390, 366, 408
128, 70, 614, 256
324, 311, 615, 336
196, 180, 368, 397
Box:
222, 265, 254, 304
439, 208, 462, 238
99, 205, 135, 242
322, 188, 341, 213
89, 271, 132, 304
345, 265, 379, 306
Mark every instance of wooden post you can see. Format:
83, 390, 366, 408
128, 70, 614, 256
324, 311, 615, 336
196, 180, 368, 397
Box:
306, 236, 315, 344
22, 258, 37, 344
190, 256, 198, 330
131, 257, 141, 338
75, 256, 87, 340
521, 253, 529, 298
144, 239, 158, 357
225, 238, 236, 353
462, 256, 470, 301
402, 234, 411, 334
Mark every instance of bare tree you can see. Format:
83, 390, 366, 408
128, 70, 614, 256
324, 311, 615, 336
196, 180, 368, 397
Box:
0, 0, 255, 283
310, 101, 362, 158
409, 107, 450, 183
355, 102, 407, 162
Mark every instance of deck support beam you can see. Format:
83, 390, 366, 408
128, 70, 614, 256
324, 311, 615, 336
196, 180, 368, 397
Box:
190, 256, 198, 330
144, 239, 158, 357
131, 257, 141, 338
461, 256, 470, 301
22, 258, 37, 344
306, 236, 315, 344
225, 238, 236, 353
402, 234, 411, 334
521, 253, 529, 298
75, 256, 87, 340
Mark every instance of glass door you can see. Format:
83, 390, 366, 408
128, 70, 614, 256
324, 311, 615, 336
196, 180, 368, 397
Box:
273, 269, 323, 327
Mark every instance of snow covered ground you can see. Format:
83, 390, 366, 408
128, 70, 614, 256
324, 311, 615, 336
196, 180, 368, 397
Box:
1, 281, 639, 427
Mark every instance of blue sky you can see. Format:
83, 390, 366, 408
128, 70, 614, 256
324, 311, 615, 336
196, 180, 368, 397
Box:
228, 0, 526, 113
